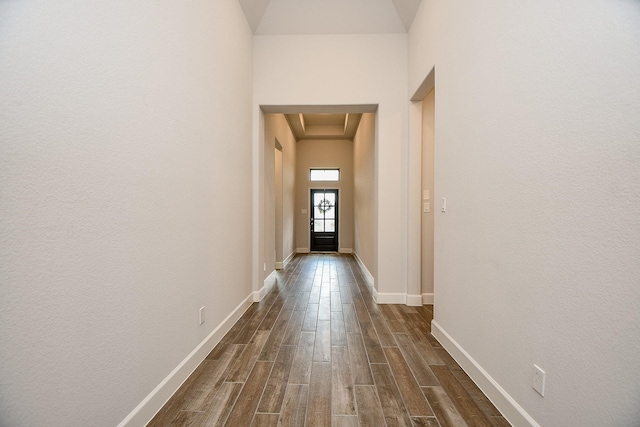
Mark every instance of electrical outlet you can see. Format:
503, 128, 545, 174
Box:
199, 306, 205, 325
263, 263, 267, 272
533, 364, 545, 396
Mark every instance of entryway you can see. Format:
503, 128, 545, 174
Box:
310, 189, 338, 252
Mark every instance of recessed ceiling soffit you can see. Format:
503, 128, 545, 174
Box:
285, 113, 363, 141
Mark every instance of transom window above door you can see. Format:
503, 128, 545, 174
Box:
310, 169, 340, 182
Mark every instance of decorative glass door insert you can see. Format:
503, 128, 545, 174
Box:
310, 189, 338, 252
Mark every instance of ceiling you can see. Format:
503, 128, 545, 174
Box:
239, 0, 423, 35
285, 113, 362, 140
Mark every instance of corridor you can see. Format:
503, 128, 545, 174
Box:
149, 254, 509, 426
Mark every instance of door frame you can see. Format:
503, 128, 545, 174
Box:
408, 66, 436, 306
309, 187, 339, 252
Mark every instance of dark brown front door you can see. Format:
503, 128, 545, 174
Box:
310, 189, 338, 252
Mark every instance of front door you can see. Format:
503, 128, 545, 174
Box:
310, 189, 338, 252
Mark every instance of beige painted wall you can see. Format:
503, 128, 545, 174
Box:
254, 34, 409, 298
409, 0, 640, 425
295, 139, 354, 252
263, 114, 296, 278
353, 113, 376, 278
0, 1, 253, 425
421, 89, 434, 297
282, 131, 296, 262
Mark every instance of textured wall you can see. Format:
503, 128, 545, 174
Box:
295, 139, 354, 252
0, 1, 253, 425
263, 114, 297, 274
353, 113, 377, 277
254, 34, 408, 294
409, 0, 640, 425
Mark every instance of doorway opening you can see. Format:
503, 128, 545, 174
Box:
274, 140, 283, 268
258, 104, 377, 296
420, 88, 435, 302
410, 67, 436, 306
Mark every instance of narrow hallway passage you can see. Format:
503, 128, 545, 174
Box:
149, 254, 509, 426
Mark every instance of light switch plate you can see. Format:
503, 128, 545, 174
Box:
423, 190, 430, 200
533, 365, 545, 396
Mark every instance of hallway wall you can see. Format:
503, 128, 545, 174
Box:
295, 139, 354, 253
0, 1, 254, 426
409, 1, 640, 425
254, 34, 409, 299
353, 113, 377, 280
263, 114, 297, 276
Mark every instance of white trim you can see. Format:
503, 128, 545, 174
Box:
376, 293, 407, 304
339, 248, 353, 254
255, 270, 277, 302
276, 250, 296, 270
283, 250, 296, 267
353, 252, 375, 300
431, 321, 541, 427
421, 293, 434, 305
117, 294, 254, 427
353, 253, 409, 305
297, 248, 310, 254
370, 287, 379, 303
406, 294, 422, 306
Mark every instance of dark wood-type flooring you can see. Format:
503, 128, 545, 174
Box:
149, 254, 510, 427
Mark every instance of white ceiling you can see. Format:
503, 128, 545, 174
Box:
238, 0, 423, 35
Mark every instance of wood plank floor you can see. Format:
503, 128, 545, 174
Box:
148, 254, 510, 427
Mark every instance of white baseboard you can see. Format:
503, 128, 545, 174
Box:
339, 248, 353, 254
296, 248, 309, 254
255, 270, 277, 302
422, 293, 434, 304
376, 293, 408, 304
377, 293, 432, 306
282, 251, 296, 268
431, 321, 540, 427
371, 292, 433, 306
406, 294, 422, 306
275, 252, 296, 270
353, 252, 376, 301
117, 294, 254, 427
